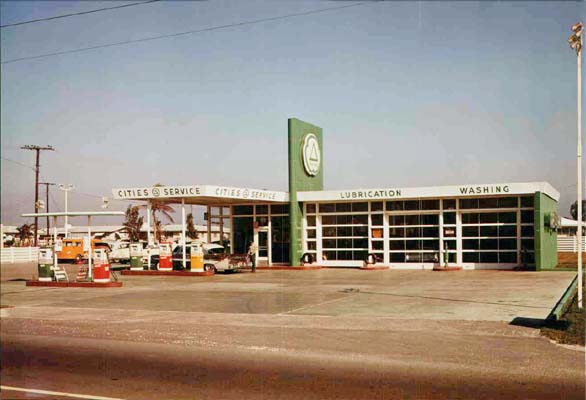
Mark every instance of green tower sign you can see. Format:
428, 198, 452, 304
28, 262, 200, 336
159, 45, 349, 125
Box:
288, 118, 323, 266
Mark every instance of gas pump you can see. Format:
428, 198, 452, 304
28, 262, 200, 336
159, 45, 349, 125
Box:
93, 248, 110, 283
190, 241, 204, 272
158, 242, 172, 271
38, 247, 54, 282
130, 243, 143, 270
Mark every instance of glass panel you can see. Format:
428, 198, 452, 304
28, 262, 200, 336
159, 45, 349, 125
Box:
405, 227, 421, 238
337, 251, 352, 260
389, 241, 405, 250
422, 227, 438, 238
307, 241, 316, 251
307, 229, 316, 239
499, 212, 516, 224
353, 238, 368, 249
386, 201, 403, 211
463, 252, 479, 262
337, 238, 352, 248
371, 201, 383, 211
480, 239, 498, 250
499, 225, 516, 237
319, 203, 335, 213
353, 251, 368, 261
522, 251, 535, 264
233, 205, 253, 216
520, 196, 534, 208
462, 213, 479, 224
422, 239, 439, 251
404, 200, 419, 210
447, 252, 457, 263
322, 215, 336, 225
499, 238, 517, 250
421, 214, 439, 225
270, 204, 289, 215
462, 226, 479, 237
255, 205, 268, 215
405, 215, 420, 225
336, 215, 350, 225
479, 226, 497, 237
324, 251, 337, 261
479, 252, 499, 263
323, 227, 336, 237
479, 213, 498, 224
270, 215, 290, 263
232, 217, 253, 254
463, 239, 480, 250
389, 215, 405, 226
335, 203, 351, 213
372, 241, 384, 250
256, 216, 269, 227
336, 226, 352, 237
405, 240, 422, 250
352, 202, 368, 212
390, 253, 405, 262
521, 210, 534, 223
521, 226, 534, 237
521, 239, 534, 251
499, 252, 517, 263
478, 198, 498, 209
351, 215, 368, 225
498, 197, 518, 208
421, 200, 440, 210
443, 212, 456, 224
353, 226, 368, 236
323, 239, 336, 249
460, 198, 479, 209
388, 228, 403, 238
444, 240, 457, 250
443, 199, 456, 210
371, 214, 383, 226
307, 216, 316, 227
306, 204, 316, 214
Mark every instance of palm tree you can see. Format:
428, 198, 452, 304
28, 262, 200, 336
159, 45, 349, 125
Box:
146, 183, 175, 243
16, 223, 35, 246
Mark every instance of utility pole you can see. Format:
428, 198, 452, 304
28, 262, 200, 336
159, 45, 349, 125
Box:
59, 184, 74, 238
20, 145, 54, 247
569, 22, 583, 308
39, 182, 56, 237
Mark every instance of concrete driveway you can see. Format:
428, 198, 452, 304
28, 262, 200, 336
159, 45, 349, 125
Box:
0, 262, 575, 322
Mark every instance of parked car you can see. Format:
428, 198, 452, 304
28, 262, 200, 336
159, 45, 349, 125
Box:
171, 243, 246, 273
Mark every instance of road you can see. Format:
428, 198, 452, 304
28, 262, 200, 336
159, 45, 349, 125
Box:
1, 264, 584, 399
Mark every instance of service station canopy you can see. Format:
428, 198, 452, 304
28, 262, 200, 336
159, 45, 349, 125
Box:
112, 185, 289, 206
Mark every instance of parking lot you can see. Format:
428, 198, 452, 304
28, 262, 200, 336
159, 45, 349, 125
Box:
0, 262, 574, 321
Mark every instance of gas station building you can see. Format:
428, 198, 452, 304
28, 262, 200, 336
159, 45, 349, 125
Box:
113, 118, 560, 271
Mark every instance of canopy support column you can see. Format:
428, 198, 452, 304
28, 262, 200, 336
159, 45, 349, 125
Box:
146, 203, 152, 270
182, 199, 186, 269
53, 216, 58, 271
207, 206, 211, 243
87, 216, 93, 281
219, 207, 224, 247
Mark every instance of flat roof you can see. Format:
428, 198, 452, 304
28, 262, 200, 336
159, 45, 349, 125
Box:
112, 185, 289, 205
21, 211, 125, 218
297, 182, 560, 202
110, 182, 559, 205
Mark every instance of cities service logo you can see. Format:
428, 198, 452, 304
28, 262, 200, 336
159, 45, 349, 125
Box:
302, 133, 321, 176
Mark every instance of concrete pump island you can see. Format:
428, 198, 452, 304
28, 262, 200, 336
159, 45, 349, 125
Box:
113, 118, 560, 272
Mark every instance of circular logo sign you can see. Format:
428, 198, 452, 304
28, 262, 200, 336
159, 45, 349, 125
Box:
302, 133, 321, 176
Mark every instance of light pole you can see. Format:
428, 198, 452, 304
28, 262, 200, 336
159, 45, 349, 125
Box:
59, 184, 74, 239
569, 22, 583, 308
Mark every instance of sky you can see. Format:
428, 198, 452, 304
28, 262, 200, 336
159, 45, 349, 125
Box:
1, 0, 585, 226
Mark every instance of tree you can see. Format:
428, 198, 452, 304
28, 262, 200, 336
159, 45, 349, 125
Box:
122, 205, 143, 242
146, 183, 175, 243
569, 200, 586, 221
16, 223, 34, 246
186, 213, 198, 239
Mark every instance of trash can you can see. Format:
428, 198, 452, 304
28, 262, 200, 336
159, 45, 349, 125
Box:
93, 248, 110, 283
130, 243, 143, 270
38, 247, 54, 282
190, 241, 204, 272
158, 242, 172, 271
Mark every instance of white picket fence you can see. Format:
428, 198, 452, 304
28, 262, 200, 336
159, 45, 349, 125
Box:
0, 247, 39, 263
557, 236, 586, 252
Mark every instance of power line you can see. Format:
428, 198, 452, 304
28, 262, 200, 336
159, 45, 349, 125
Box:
0, 157, 36, 171
0, 1, 161, 29
1, 1, 380, 65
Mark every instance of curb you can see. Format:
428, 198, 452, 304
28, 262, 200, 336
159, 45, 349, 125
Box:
121, 270, 214, 277
432, 267, 463, 272
26, 281, 123, 288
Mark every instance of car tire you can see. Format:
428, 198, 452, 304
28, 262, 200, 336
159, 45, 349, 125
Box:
204, 264, 216, 273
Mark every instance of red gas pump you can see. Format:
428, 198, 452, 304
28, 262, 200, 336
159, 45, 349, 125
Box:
158, 242, 172, 271
93, 248, 110, 283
